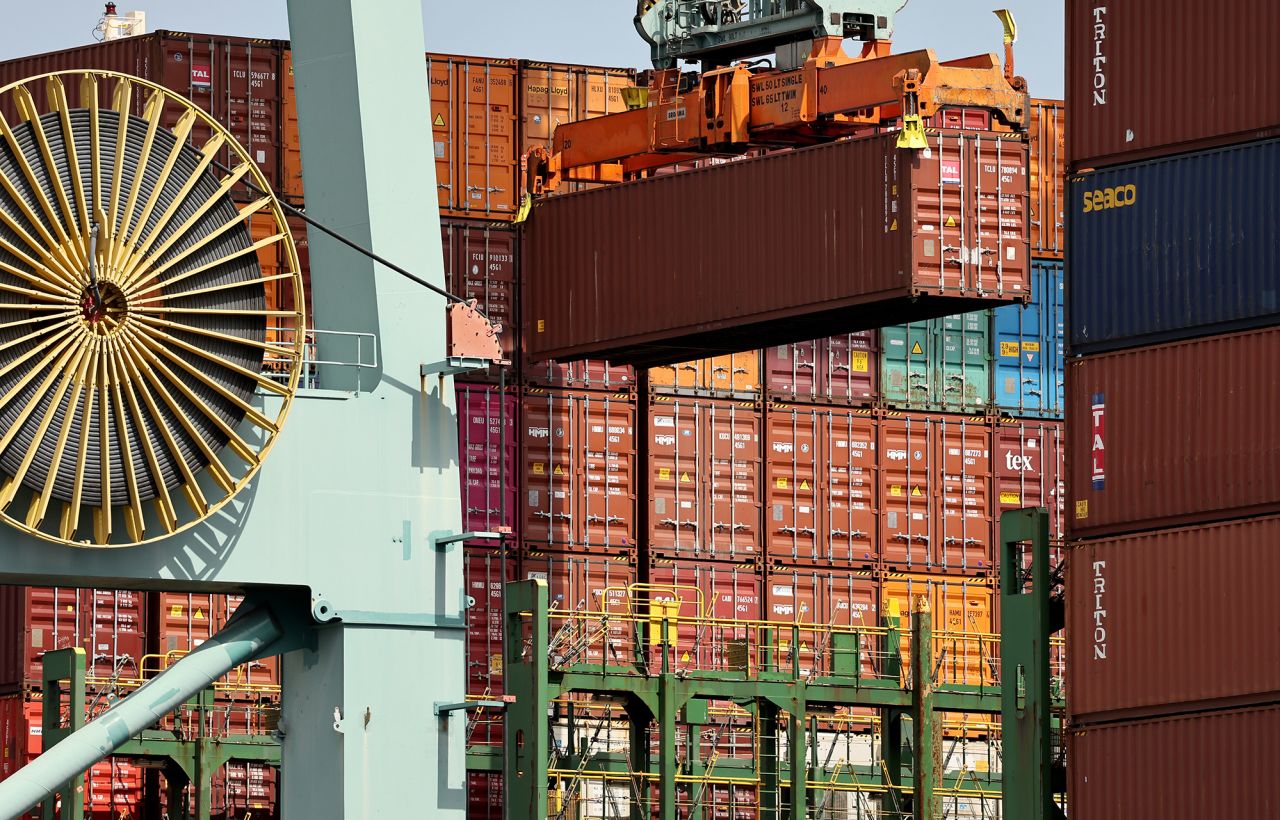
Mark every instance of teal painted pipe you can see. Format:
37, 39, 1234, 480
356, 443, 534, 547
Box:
0, 606, 282, 819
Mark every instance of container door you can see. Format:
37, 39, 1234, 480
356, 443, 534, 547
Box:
824, 409, 880, 567
936, 416, 994, 573
824, 332, 878, 404
766, 341, 819, 401
453, 59, 518, 219
880, 323, 932, 409
426, 56, 457, 213
937, 311, 991, 413
707, 402, 762, 561
522, 391, 576, 546
765, 407, 820, 564
993, 268, 1045, 416
648, 399, 703, 558
879, 414, 935, 570
579, 394, 635, 548
457, 385, 518, 534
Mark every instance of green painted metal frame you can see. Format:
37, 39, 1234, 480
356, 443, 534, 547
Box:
502, 509, 1059, 820
37, 647, 281, 820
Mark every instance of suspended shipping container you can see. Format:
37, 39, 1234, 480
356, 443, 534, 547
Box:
1028, 99, 1065, 258
1068, 138, 1280, 354
992, 261, 1063, 418
524, 130, 1029, 366
1068, 326, 1280, 539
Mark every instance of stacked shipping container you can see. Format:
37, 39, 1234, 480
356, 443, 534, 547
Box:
1064, 1, 1280, 814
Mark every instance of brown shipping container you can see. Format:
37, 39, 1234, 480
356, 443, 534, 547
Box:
1066, 0, 1280, 169
523, 358, 636, 391
1069, 705, 1280, 820
518, 549, 636, 666
441, 220, 518, 369
764, 568, 878, 679
522, 389, 636, 550
764, 405, 879, 568
524, 130, 1030, 366
1068, 516, 1280, 723
1068, 327, 1280, 539
1028, 99, 1064, 258
0, 32, 290, 198
647, 396, 762, 562
765, 333, 879, 405
157, 593, 279, 691
646, 558, 761, 674
995, 419, 1065, 569
649, 351, 762, 398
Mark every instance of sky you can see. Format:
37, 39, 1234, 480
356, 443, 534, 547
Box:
0, 1, 1064, 97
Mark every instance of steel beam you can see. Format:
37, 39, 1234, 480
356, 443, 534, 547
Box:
911, 599, 939, 820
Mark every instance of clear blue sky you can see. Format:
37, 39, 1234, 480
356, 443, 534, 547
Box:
0, 1, 1063, 98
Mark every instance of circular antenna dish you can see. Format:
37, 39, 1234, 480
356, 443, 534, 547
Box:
0, 71, 305, 547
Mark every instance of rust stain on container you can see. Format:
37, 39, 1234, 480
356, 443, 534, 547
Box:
1068, 327, 1280, 539
1067, 0, 1280, 169
1070, 704, 1280, 819
1068, 515, 1280, 723
1028, 99, 1065, 258
524, 130, 1029, 366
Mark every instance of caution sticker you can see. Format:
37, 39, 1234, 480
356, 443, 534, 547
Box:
1075, 500, 1089, 519
1000, 342, 1021, 357
1000, 492, 1021, 505
911, 341, 925, 356
850, 351, 869, 373
433, 113, 446, 128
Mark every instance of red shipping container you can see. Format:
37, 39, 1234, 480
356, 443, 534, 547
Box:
468, 770, 502, 820
442, 221, 519, 372
1068, 327, 1280, 539
522, 389, 636, 550
764, 405, 879, 568
647, 397, 762, 562
524, 358, 636, 391
765, 332, 879, 406
1069, 704, 1280, 820
464, 548, 514, 702
157, 593, 279, 692
0, 32, 290, 198
995, 419, 1065, 553
0, 694, 40, 781
880, 413, 995, 575
456, 385, 518, 535
524, 130, 1029, 366
764, 568, 878, 679
1068, 515, 1280, 723
646, 558, 761, 674
1066, 0, 1280, 170
519, 550, 637, 667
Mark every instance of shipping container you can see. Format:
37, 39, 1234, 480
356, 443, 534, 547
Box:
992, 261, 1063, 418
464, 547, 514, 703
456, 385, 519, 535
1069, 704, 1280, 820
442, 221, 519, 373
524, 130, 1030, 366
1068, 138, 1280, 354
880, 413, 995, 575
646, 558, 761, 674
647, 397, 762, 562
468, 770, 502, 820
765, 332, 879, 406
522, 389, 636, 550
0, 32, 291, 198
764, 405, 879, 568
523, 358, 636, 392
994, 419, 1065, 547
1028, 99, 1065, 258
881, 312, 991, 413
880, 573, 996, 688
1066, 0, 1280, 169
1068, 327, 1280, 539
649, 351, 762, 399
519, 549, 637, 667
155, 593, 279, 692
1068, 516, 1280, 723
764, 568, 878, 679
0, 694, 40, 781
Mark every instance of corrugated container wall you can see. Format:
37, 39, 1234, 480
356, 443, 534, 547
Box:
1068, 516, 1280, 723
442, 221, 519, 376
992, 261, 1063, 418
1066, 0, 1280, 169
456, 385, 518, 535
1028, 99, 1065, 257
1067, 327, 1280, 539
1069, 705, 1280, 820
765, 333, 879, 406
524, 130, 1030, 366
1068, 138, 1280, 354
0, 32, 290, 198
881, 312, 991, 413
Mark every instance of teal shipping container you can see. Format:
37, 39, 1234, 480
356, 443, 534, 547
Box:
881, 312, 991, 413
992, 261, 1064, 418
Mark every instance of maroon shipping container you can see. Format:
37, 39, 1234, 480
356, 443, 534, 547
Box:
442, 221, 519, 373
1066, 0, 1280, 169
521, 389, 636, 550
646, 558, 761, 674
518, 549, 636, 666
468, 770, 502, 820
1068, 515, 1280, 723
995, 419, 1065, 546
0, 32, 292, 198
524, 130, 1029, 367
647, 396, 762, 562
523, 358, 636, 391
764, 568, 878, 679
764, 405, 879, 568
464, 548, 513, 702
1068, 327, 1280, 539
765, 333, 879, 406
456, 385, 518, 535
1069, 704, 1280, 820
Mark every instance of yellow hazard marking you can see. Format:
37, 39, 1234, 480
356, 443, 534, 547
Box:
170, 605, 183, 617
911, 486, 923, 497
890, 218, 898, 231
553, 465, 564, 475
537, 319, 545, 333
433, 113, 446, 127
850, 352, 869, 373
890, 485, 902, 497
888, 599, 901, 619
800, 642, 809, 652
911, 341, 925, 356
1000, 492, 1021, 505
490, 654, 503, 675
776, 477, 789, 489
680, 472, 691, 483
533, 463, 545, 475
659, 468, 671, 480
194, 609, 204, 620
681, 651, 691, 663
1022, 341, 1042, 352
1000, 342, 1020, 357
66, 605, 73, 612
946, 216, 956, 227
779, 640, 790, 651
800, 480, 810, 491
1075, 500, 1089, 519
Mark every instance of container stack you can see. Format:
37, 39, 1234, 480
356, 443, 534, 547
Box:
1063, 1, 1280, 816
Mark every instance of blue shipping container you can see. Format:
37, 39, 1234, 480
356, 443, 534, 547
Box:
1068, 138, 1280, 354
993, 261, 1064, 418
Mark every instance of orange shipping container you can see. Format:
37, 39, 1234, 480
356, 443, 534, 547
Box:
880, 573, 996, 689
156, 593, 279, 693
648, 351, 762, 398
1028, 99, 1065, 259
